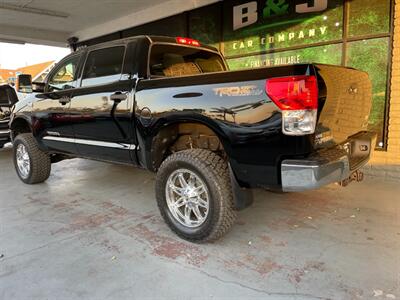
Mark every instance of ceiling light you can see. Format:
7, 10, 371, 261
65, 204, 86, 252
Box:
0, 3, 69, 18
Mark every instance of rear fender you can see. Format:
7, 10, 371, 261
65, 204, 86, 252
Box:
142, 115, 233, 170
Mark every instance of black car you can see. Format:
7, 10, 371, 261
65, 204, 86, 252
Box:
2, 35, 376, 242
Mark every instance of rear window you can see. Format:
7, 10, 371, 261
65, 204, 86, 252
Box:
149, 44, 226, 78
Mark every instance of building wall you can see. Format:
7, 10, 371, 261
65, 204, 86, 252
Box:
365, 0, 400, 180
78, 0, 398, 180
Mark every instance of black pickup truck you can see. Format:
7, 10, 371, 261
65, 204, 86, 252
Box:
2, 35, 376, 242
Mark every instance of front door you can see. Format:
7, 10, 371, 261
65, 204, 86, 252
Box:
69, 46, 137, 164
35, 54, 81, 154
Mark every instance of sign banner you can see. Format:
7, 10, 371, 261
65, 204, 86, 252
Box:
227, 43, 342, 70
222, 0, 343, 57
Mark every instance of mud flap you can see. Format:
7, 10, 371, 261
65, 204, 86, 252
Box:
228, 163, 254, 210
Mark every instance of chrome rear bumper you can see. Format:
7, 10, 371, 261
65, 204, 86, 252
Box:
281, 131, 377, 192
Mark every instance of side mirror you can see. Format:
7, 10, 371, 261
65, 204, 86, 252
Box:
32, 82, 45, 93
16, 74, 33, 93
0, 85, 19, 107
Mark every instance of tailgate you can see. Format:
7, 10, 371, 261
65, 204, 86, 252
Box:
314, 64, 372, 148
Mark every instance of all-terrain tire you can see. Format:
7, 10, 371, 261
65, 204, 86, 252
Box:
155, 149, 236, 243
13, 133, 51, 184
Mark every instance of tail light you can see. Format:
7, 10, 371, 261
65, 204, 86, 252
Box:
266, 75, 318, 136
176, 37, 200, 47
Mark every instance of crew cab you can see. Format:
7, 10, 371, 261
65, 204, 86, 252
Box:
3, 36, 376, 242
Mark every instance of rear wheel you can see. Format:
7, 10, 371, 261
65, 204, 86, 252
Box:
13, 133, 51, 184
155, 149, 236, 243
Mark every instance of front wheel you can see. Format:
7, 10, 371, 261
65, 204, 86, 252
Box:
13, 133, 51, 184
155, 149, 236, 243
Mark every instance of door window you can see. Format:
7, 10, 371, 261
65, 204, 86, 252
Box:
47, 55, 80, 92
81, 46, 125, 87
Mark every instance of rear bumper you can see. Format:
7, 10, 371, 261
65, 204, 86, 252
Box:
281, 131, 377, 192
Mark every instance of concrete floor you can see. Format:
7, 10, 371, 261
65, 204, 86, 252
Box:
0, 145, 399, 300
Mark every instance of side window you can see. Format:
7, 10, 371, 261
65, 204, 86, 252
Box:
81, 46, 125, 87
47, 56, 80, 92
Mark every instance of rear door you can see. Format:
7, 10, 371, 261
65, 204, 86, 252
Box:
69, 44, 137, 164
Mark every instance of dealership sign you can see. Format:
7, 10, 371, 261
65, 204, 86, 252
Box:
223, 0, 341, 57
231, 26, 328, 50
233, 0, 328, 30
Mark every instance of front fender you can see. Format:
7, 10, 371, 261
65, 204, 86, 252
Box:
10, 114, 33, 139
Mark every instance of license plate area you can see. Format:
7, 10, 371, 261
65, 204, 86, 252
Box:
341, 132, 376, 171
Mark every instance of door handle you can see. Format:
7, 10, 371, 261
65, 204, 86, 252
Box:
110, 92, 127, 102
58, 96, 71, 105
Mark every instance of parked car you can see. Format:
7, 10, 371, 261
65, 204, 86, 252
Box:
0, 84, 16, 148
0, 111, 11, 148
0, 75, 37, 148
2, 35, 376, 242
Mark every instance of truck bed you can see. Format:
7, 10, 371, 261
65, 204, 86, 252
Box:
135, 63, 372, 189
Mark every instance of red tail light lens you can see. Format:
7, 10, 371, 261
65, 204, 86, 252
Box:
266, 75, 319, 136
265, 75, 318, 110
176, 37, 200, 47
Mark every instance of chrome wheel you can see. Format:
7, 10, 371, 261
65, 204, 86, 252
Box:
165, 168, 210, 228
16, 144, 30, 179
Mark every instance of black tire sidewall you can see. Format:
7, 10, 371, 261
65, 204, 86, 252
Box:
13, 137, 34, 184
157, 159, 221, 240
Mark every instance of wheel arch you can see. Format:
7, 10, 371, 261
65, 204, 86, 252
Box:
10, 116, 33, 140
145, 117, 232, 172
144, 117, 254, 210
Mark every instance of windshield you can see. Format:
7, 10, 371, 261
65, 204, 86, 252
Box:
149, 44, 226, 78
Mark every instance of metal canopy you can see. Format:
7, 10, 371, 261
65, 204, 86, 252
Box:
0, 0, 218, 47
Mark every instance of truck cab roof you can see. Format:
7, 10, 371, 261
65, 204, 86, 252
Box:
75, 35, 219, 54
